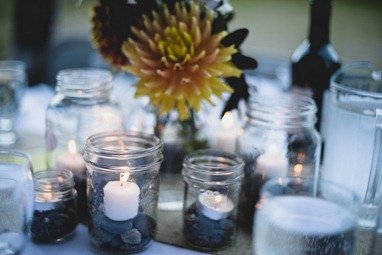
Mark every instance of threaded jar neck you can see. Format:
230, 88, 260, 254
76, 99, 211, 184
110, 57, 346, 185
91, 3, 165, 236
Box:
182, 149, 244, 186
83, 131, 163, 173
56, 68, 113, 99
247, 94, 317, 128
34, 169, 76, 202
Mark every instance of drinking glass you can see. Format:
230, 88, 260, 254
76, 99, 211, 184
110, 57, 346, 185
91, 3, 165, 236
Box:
253, 177, 360, 255
0, 61, 27, 146
0, 177, 28, 255
0, 150, 34, 254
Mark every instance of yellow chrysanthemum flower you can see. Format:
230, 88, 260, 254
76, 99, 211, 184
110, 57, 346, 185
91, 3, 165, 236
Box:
121, 1, 242, 120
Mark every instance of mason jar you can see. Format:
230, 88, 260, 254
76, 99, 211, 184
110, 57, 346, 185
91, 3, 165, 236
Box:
45, 68, 125, 223
31, 169, 78, 242
182, 149, 244, 250
236, 94, 321, 232
83, 131, 163, 254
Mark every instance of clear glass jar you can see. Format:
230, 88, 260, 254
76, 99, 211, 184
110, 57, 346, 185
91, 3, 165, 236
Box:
236, 94, 321, 232
45, 68, 125, 223
31, 169, 78, 242
182, 149, 244, 250
83, 131, 163, 254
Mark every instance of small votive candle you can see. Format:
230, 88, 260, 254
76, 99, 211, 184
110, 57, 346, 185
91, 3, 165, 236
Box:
31, 169, 78, 242
182, 149, 244, 250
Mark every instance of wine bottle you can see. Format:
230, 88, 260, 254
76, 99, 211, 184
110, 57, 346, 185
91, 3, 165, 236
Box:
291, 0, 341, 132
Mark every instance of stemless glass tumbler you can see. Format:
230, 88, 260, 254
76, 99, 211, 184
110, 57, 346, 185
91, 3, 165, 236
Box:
253, 177, 360, 255
84, 131, 163, 254
182, 149, 244, 250
0, 150, 34, 255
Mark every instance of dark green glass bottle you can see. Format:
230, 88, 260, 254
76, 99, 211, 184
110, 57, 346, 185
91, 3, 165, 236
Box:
291, 0, 341, 131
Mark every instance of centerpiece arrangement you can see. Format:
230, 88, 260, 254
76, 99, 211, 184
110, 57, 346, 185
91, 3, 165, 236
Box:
90, 0, 257, 132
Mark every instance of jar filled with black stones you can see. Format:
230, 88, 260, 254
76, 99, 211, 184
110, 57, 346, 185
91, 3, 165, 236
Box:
182, 149, 244, 251
31, 169, 78, 242
84, 131, 163, 254
236, 94, 321, 232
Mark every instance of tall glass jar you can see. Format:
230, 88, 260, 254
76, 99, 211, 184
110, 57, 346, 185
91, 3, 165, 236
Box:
31, 169, 78, 242
236, 94, 321, 232
182, 149, 244, 250
83, 131, 163, 254
45, 68, 124, 223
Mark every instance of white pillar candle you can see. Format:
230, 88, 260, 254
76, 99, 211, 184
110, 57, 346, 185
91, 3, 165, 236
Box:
197, 190, 234, 220
215, 112, 237, 153
56, 140, 86, 175
256, 143, 288, 178
103, 172, 140, 221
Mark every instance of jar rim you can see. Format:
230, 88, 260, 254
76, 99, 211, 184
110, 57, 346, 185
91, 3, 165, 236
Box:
34, 168, 75, 193
247, 94, 317, 128
182, 149, 244, 185
330, 61, 382, 99
56, 68, 113, 98
84, 131, 163, 173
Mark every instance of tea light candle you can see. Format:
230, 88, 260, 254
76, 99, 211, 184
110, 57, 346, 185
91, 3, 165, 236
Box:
215, 112, 237, 153
103, 172, 140, 221
256, 143, 288, 178
56, 140, 86, 175
197, 190, 234, 220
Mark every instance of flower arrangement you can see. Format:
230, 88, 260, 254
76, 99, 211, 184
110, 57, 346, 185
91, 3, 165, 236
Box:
91, 0, 257, 120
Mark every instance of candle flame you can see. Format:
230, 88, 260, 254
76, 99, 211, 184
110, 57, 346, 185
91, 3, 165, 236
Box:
294, 164, 303, 177
68, 140, 77, 154
120, 171, 130, 187
214, 194, 222, 204
222, 112, 234, 129
43, 193, 52, 202
44, 183, 52, 202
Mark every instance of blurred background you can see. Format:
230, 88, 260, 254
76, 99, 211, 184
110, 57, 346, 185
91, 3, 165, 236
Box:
0, 0, 381, 87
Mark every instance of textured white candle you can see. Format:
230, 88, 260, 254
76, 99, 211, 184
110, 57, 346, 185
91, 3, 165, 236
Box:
256, 144, 288, 178
197, 190, 234, 221
103, 180, 140, 221
56, 140, 85, 175
215, 112, 236, 153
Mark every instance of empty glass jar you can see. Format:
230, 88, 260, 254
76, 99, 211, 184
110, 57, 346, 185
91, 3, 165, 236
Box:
45, 68, 124, 223
236, 93, 321, 232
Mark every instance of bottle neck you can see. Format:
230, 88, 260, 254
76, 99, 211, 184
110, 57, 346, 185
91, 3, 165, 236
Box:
308, 0, 332, 48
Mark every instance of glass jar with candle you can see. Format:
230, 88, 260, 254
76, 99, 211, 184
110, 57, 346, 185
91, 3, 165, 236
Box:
30, 169, 78, 242
182, 149, 244, 250
83, 131, 163, 254
45, 68, 125, 223
236, 94, 321, 232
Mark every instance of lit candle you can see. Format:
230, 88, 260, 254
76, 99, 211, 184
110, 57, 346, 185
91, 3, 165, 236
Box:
215, 112, 237, 153
56, 140, 86, 175
103, 172, 140, 221
256, 143, 288, 178
197, 190, 234, 220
